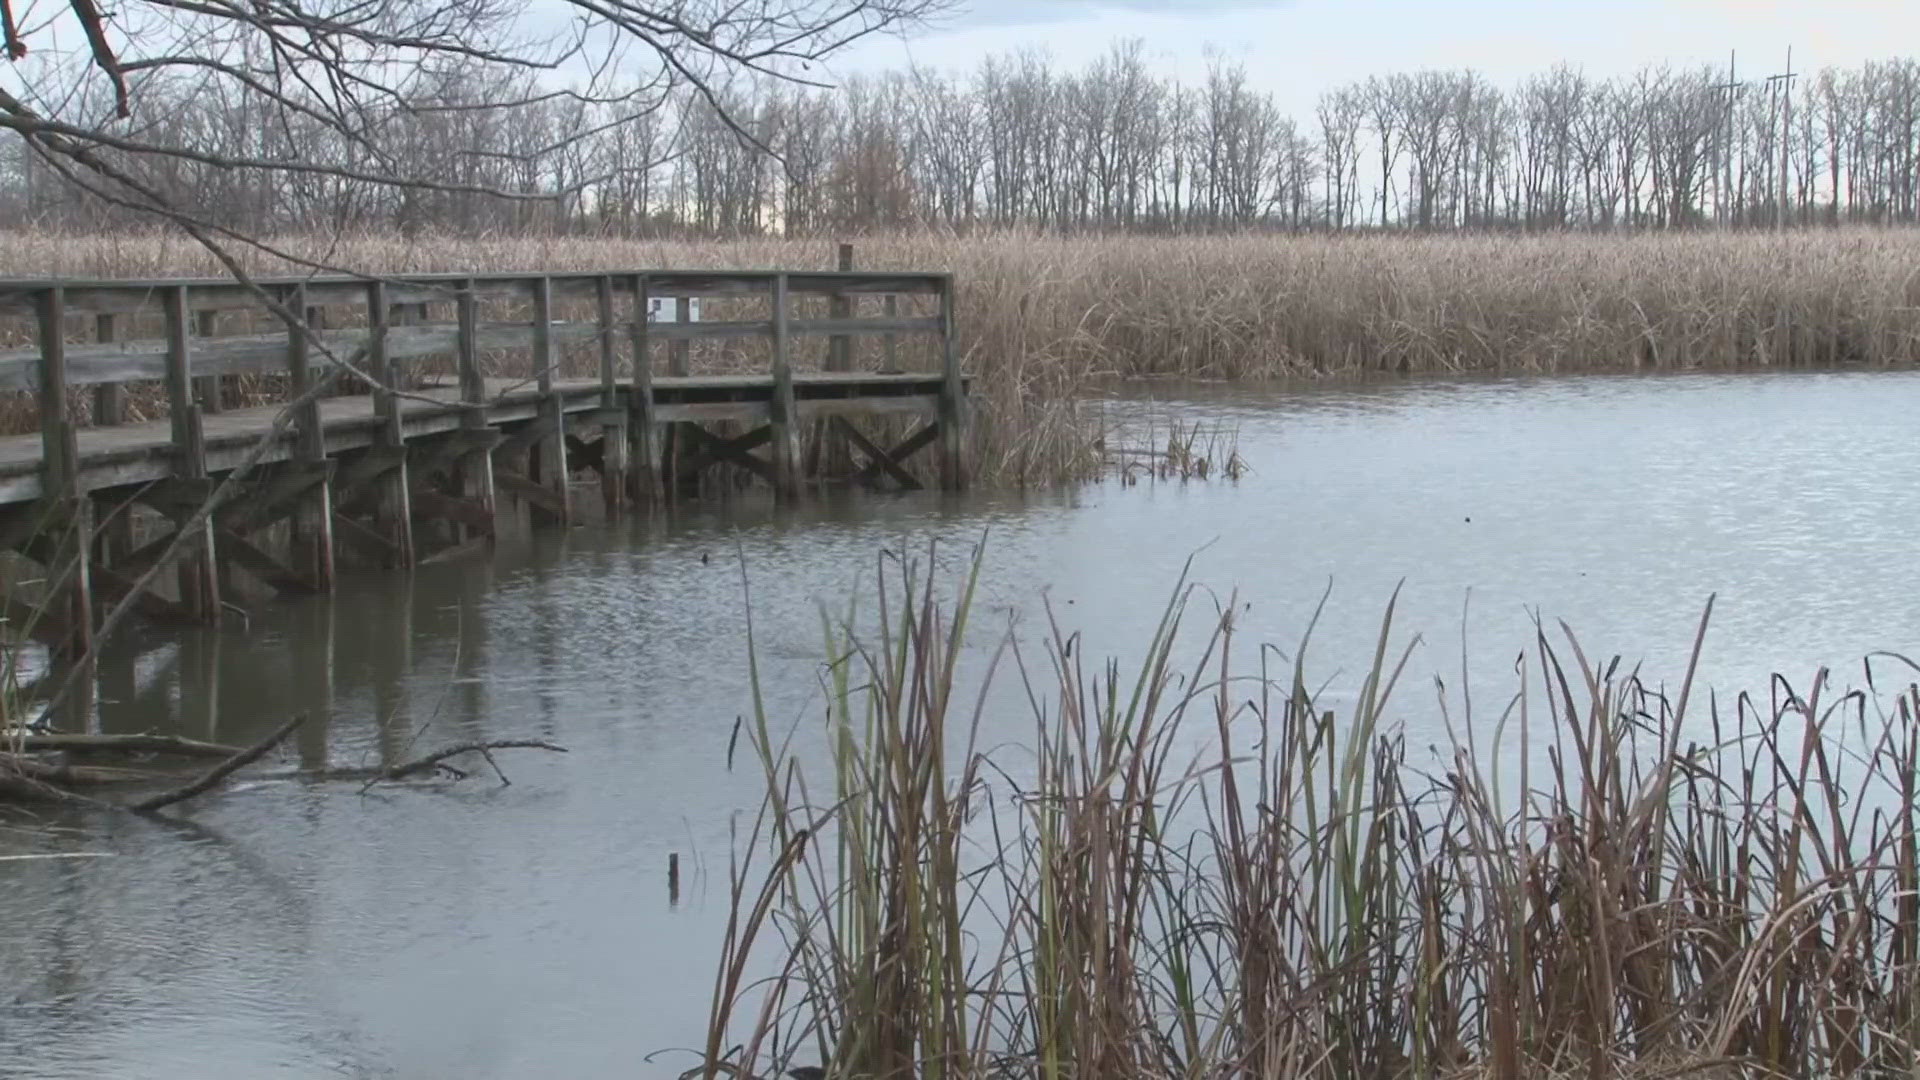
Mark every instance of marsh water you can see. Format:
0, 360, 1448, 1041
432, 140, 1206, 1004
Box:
4, 369, 1920, 1078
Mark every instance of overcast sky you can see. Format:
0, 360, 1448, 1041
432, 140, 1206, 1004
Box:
828, 0, 1918, 115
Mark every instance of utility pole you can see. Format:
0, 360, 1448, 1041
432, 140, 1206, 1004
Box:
1766, 47, 1797, 231
1713, 51, 1742, 228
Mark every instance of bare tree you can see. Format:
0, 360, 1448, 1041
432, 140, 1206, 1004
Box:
1, 0, 949, 251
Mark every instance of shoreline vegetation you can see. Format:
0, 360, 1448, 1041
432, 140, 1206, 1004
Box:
5, 228, 1918, 485
703, 549, 1920, 1080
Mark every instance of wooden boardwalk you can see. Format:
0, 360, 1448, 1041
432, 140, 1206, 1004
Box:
0, 263, 970, 657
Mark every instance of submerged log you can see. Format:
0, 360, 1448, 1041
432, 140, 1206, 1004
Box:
0, 716, 566, 810
379, 739, 566, 782
130, 714, 308, 813
0, 752, 169, 786
7, 733, 246, 758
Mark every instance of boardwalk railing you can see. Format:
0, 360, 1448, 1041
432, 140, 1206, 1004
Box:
0, 266, 969, 658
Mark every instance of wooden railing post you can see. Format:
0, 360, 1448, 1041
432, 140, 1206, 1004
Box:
163, 285, 220, 622
883, 295, 900, 371
34, 286, 93, 658
770, 273, 802, 500
91, 313, 133, 568
530, 275, 571, 523
91, 315, 122, 426
671, 297, 692, 376
367, 280, 415, 568
828, 242, 854, 371
937, 274, 969, 491
285, 282, 335, 592
628, 274, 661, 503
816, 242, 855, 478
194, 308, 223, 413
454, 277, 496, 539
596, 275, 628, 513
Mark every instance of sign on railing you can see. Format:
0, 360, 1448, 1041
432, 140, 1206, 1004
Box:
645, 297, 700, 323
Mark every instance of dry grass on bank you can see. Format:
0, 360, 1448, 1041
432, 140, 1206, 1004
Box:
699, 549, 1920, 1080
5, 228, 1919, 483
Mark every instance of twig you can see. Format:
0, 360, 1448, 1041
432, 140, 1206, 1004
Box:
129, 714, 306, 813
377, 740, 567, 782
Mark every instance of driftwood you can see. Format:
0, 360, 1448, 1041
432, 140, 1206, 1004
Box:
0, 715, 567, 813
0, 770, 119, 809
6, 733, 245, 758
0, 752, 167, 786
378, 739, 566, 782
129, 714, 307, 813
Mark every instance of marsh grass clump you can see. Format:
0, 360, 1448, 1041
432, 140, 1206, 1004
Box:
698, 548, 1920, 1079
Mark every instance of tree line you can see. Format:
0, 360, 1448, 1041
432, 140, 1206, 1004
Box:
5, 41, 1917, 236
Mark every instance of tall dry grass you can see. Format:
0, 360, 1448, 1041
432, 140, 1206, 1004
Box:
6, 228, 1920, 483
701, 547, 1920, 1079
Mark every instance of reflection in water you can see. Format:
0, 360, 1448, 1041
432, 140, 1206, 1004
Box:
3, 370, 1920, 1078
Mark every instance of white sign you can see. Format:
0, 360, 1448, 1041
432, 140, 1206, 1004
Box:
646, 297, 700, 323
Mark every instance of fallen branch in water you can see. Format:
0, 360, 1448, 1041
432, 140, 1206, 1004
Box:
379, 740, 566, 782
0, 718, 567, 811
0, 753, 168, 786
339, 740, 569, 792
0, 770, 120, 809
129, 714, 308, 813
6, 733, 246, 758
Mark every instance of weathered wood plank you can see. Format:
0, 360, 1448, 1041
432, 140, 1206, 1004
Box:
640, 317, 942, 342
595, 275, 627, 515
216, 527, 319, 596
938, 277, 968, 491
629, 274, 661, 503
161, 287, 221, 621
857, 422, 942, 487
364, 280, 414, 568
678, 424, 776, 486
530, 276, 571, 523
650, 401, 775, 424
0, 323, 604, 391
639, 272, 944, 297
832, 415, 924, 491
770, 274, 801, 500
495, 470, 569, 521
409, 489, 495, 535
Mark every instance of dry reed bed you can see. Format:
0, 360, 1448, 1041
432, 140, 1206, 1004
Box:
4, 229, 1918, 483
702, 551, 1920, 1079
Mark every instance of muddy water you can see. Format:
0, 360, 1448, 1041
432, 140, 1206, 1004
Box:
4, 370, 1919, 1078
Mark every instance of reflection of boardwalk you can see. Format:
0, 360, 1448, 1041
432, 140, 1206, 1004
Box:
0, 269, 970, 658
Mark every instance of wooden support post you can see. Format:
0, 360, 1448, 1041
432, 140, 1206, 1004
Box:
530, 276, 571, 523
818, 242, 855, 477
596, 275, 628, 514
665, 295, 692, 498
769, 274, 802, 501
883, 295, 900, 371
628, 274, 662, 504
671, 298, 692, 376
35, 287, 92, 660
829, 243, 854, 371
91, 313, 133, 568
367, 281, 415, 568
285, 282, 335, 592
454, 277, 496, 540
294, 589, 334, 770
193, 308, 222, 413
163, 285, 221, 622
937, 275, 969, 491
91, 315, 123, 426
